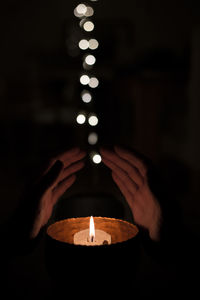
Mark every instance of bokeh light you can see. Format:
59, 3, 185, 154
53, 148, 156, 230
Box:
76, 113, 86, 124
74, 4, 87, 17
89, 77, 99, 88
91, 153, 102, 164
85, 54, 96, 65
88, 132, 98, 145
83, 21, 94, 32
80, 74, 90, 85
79, 39, 89, 50
76, 4, 87, 14
89, 39, 99, 50
85, 6, 94, 17
88, 114, 98, 126
81, 90, 92, 103
74, 4, 95, 18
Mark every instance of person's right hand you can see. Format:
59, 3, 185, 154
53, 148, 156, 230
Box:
22, 147, 86, 239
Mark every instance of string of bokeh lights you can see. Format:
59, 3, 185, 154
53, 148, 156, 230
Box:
74, 1, 101, 165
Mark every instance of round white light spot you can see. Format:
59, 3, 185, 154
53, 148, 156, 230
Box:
76, 4, 87, 15
76, 113, 86, 124
85, 54, 96, 65
92, 154, 102, 164
79, 39, 89, 50
81, 90, 92, 103
89, 39, 99, 50
88, 114, 98, 126
89, 77, 99, 88
80, 74, 90, 85
83, 21, 94, 32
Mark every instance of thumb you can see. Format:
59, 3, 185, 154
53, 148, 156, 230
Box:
41, 160, 63, 190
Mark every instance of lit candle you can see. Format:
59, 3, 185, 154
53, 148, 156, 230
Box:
74, 216, 111, 246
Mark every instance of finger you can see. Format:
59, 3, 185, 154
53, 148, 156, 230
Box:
59, 160, 85, 182
102, 157, 138, 194
52, 174, 76, 205
57, 147, 80, 160
57, 148, 86, 166
114, 146, 147, 177
100, 149, 144, 186
64, 150, 86, 167
112, 172, 134, 211
41, 160, 64, 191
48, 148, 86, 170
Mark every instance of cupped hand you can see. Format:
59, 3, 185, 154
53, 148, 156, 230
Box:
100, 146, 162, 241
29, 147, 86, 238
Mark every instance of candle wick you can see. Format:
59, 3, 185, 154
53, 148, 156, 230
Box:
91, 235, 94, 243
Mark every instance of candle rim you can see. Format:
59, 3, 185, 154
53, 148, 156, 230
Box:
47, 216, 139, 246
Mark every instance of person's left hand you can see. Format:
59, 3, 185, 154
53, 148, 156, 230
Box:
100, 147, 162, 241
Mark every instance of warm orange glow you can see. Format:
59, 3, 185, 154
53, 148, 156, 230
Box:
89, 216, 95, 242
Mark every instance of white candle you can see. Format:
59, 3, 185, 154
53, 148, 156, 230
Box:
73, 216, 111, 246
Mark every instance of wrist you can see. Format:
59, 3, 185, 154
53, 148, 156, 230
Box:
149, 206, 163, 242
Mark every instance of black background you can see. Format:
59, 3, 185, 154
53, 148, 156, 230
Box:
0, 0, 200, 298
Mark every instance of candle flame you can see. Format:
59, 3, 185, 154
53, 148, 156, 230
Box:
89, 216, 95, 242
